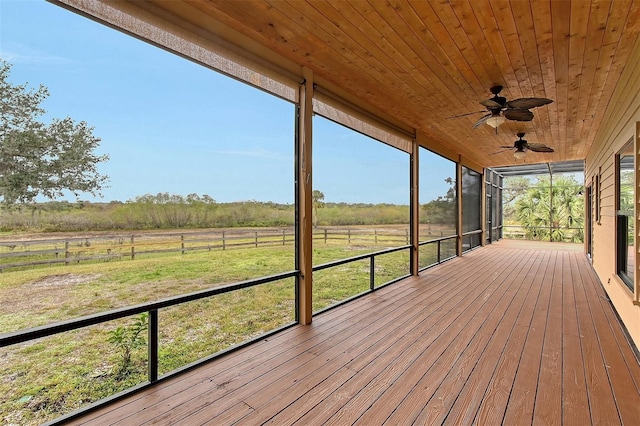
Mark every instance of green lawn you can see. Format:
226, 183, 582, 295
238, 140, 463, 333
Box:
0, 242, 411, 425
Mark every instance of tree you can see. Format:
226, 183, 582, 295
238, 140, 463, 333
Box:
421, 177, 456, 229
0, 60, 108, 205
513, 175, 584, 242
312, 189, 325, 228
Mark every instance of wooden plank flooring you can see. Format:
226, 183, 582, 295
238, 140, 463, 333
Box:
68, 240, 640, 425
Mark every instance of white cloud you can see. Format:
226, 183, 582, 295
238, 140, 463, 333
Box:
0, 43, 73, 67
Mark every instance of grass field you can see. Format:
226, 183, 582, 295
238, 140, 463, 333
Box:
0, 236, 413, 425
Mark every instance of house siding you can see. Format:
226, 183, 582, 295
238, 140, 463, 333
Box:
586, 36, 640, 348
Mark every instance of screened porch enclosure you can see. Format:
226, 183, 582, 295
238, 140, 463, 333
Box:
2, 0, 640, 424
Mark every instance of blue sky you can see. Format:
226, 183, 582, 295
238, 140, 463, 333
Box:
0, 0, 452, 205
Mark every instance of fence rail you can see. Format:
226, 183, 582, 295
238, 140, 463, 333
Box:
0, 227, 445, 272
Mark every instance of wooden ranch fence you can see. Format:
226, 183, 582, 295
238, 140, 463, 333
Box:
0, 227, 450, 272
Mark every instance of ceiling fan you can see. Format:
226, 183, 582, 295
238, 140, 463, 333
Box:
451, 86, 553, 131
493, 133, 554, 160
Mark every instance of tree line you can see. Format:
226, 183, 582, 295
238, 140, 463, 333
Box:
0, 193, 416, 232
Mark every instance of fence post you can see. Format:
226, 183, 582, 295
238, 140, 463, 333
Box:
65, 241, 70, 265
255, 231, 258, 248
348, 229, 351, 244
406, 229, 409, 244
130, 236, 135, 260
181, 235, 185, 255
324, 228, 327, 244
222, 231, 226, 250
282, 229, 286, 245
375, 229, 378, 244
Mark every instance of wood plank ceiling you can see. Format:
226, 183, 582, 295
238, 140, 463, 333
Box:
153, 0, 640, 168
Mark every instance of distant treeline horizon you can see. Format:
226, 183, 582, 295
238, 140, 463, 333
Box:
0, 192, 456, 233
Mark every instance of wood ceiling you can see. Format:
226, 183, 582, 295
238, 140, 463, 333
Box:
152, 0, 640, 168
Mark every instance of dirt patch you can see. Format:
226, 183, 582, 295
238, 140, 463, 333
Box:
0, 274, 104, 320
31, 273, 101, 288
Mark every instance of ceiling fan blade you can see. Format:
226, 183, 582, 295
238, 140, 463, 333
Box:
506, 97, 553, 109
498, 145, 516, 149
526, 143, 554, 153
445, 110, 487, 119
472, 113, 491, 129
504, 108, 534, 121
479, 99, 502, 108
490, 149, 510, 155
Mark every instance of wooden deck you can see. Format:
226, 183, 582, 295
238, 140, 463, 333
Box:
69, 240, 640, 425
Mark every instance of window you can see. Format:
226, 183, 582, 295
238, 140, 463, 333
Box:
595, 169, 601, 224
617, 140, 635, 290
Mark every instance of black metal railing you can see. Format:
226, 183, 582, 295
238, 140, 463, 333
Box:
418, 234, 458, 271
2, 243, 422, 424
462, 229, 483, 252
1, 270, 299, 424
311, 244, 412, 314
502, 224, 584, 242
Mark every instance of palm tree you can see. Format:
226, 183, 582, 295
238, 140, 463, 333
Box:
513, 175, 584, 242
312, 190, 325, 228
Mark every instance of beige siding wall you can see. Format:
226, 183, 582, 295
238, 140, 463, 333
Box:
586, 38, 640, 348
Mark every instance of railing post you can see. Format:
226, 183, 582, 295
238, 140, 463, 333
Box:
437, 240, 441, 263
370, 255, 375, 290
148, 309, 158, 383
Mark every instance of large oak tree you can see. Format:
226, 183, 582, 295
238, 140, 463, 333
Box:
0, 59, 108, 205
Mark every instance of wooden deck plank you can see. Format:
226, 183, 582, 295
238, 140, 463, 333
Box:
572, 251, 621, 425
533, 251, 564, 425
562, 252, 591, 426
67, 241, 640, 426
327, 249, 531, 425
502, 250, 558, 425
430, 252, 542, 426
472, 250, 551, 425
160, 249, 503, 424
575, 252, 640, 424
228, 247, 518, 425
